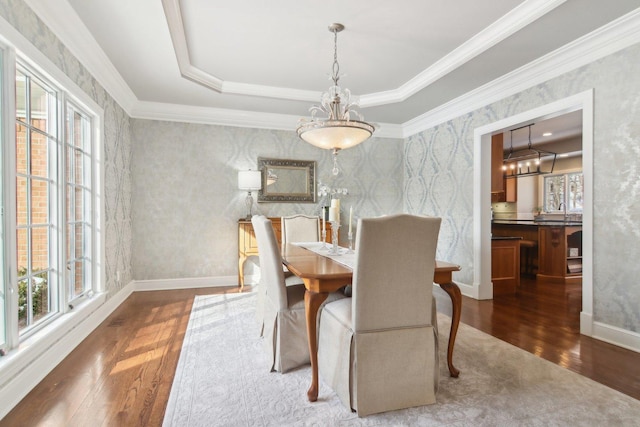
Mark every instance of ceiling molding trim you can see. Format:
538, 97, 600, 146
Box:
130, 101, 403, 139
360, 0, 567, 108
222, 81, 322, 103
163, 0, 564, 107
24, 0, 138, 113
401, 7, 640, 138
161, 0, 319, 103
161, 0, 223, 91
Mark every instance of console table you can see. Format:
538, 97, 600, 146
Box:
237, 217, 333, 291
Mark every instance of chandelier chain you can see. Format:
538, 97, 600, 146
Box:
332, 28, 340, 86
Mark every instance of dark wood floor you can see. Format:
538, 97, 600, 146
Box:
2, 278, 639, 426
461, 276, 640, 400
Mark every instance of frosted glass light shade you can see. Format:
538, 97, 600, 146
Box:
238, 170, 262, 191
297, 119, 374, 150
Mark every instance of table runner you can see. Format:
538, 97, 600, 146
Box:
292, 241, 356, 269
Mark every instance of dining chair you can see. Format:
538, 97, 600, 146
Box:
281, 214, 321, 245
253, 215, 304, 338
317, 214, 442, 416
252, 215, 344, 373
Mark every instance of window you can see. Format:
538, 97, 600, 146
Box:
3, 58, 100, 343
65, 104, 93, 300
15, 67, 58, 332
543, 172, 583, 213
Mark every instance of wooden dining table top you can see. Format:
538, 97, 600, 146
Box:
282, 243, 460, 282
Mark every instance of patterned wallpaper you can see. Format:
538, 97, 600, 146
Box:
130, 120, 403, 281
405, 43, 640, 332
0, 0, 133, 297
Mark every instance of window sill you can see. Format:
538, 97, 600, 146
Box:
0, 291, 107, 389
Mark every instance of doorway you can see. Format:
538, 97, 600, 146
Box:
472, 90, 594, 337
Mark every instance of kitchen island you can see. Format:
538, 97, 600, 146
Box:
492, 220, 582, 284
491, 236, 521, 295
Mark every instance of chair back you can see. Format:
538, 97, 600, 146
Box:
352, 214, 441, 331
252, 215, 287, 309
281, 215, 321, 245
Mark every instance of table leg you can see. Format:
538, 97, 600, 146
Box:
439, 280, 462, 377
238, 255, 246, 292
304, 289, 329, 402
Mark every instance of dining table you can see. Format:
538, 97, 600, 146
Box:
281, 242, 462, 402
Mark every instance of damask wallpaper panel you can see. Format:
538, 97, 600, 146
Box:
131, 119, 403, 281
0, 0, 133, 298
405, 43, 640, 332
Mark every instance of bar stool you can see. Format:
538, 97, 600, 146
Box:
520, 239, 538, 276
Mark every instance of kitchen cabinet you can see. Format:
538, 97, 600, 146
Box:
490, 133, 517, 203
537, 225, 582, 284
491, 237, 521, 295
491, 133, 504, 194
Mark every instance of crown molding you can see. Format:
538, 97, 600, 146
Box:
24, 0, 138, 113
402, 7, 640, 138
161, 0, 565, 107
360, 0, 566, 108
161, 0, 320, 103
130, 101, 403, 138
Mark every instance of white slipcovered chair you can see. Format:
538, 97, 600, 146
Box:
253, 215, 304, 337
317, 214, 442, 416
252, 215, 345, 373
281, 214, 321, 245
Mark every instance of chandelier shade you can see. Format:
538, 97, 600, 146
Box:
297, 119, 374, 150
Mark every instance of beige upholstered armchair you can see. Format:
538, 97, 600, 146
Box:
317, 214, 442, 416
281, 214, 321, 244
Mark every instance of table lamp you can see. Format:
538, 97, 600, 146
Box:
238, 170, 262, 220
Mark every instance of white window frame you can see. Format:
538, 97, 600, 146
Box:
540, 168, 584, 215
0, 36, 104, 353
15, 64, 62, 336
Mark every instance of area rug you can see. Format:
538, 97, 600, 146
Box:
163, 292, 640, 426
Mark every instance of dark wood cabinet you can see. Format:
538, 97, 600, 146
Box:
490, 133, 517, 203
491, 133, 504, 194
537, 225, 582, 284
491, 238, 520, 295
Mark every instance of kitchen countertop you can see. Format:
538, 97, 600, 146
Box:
492, 219, 583, 227
491, 236, 523, 240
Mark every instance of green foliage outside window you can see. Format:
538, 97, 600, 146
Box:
17, 267, 49, 323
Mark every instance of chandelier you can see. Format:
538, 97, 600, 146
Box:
503, 123, 557, 178
297, 23, 375, 175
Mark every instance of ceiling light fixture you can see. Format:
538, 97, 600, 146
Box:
503, 123, 557, 179
296, 23, 375, 175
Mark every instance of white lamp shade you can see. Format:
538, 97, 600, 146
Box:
238, 170, 262, 191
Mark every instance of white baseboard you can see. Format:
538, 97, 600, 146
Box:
592, 320, 640, 354
455, 280, 477, 299
134, 275, 239, 291
0, 281, 135, 421
580, 311, 594, 336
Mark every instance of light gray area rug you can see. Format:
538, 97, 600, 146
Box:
163, 292, 640, 426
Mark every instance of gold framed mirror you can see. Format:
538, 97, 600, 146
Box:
257, 157, 317, 203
